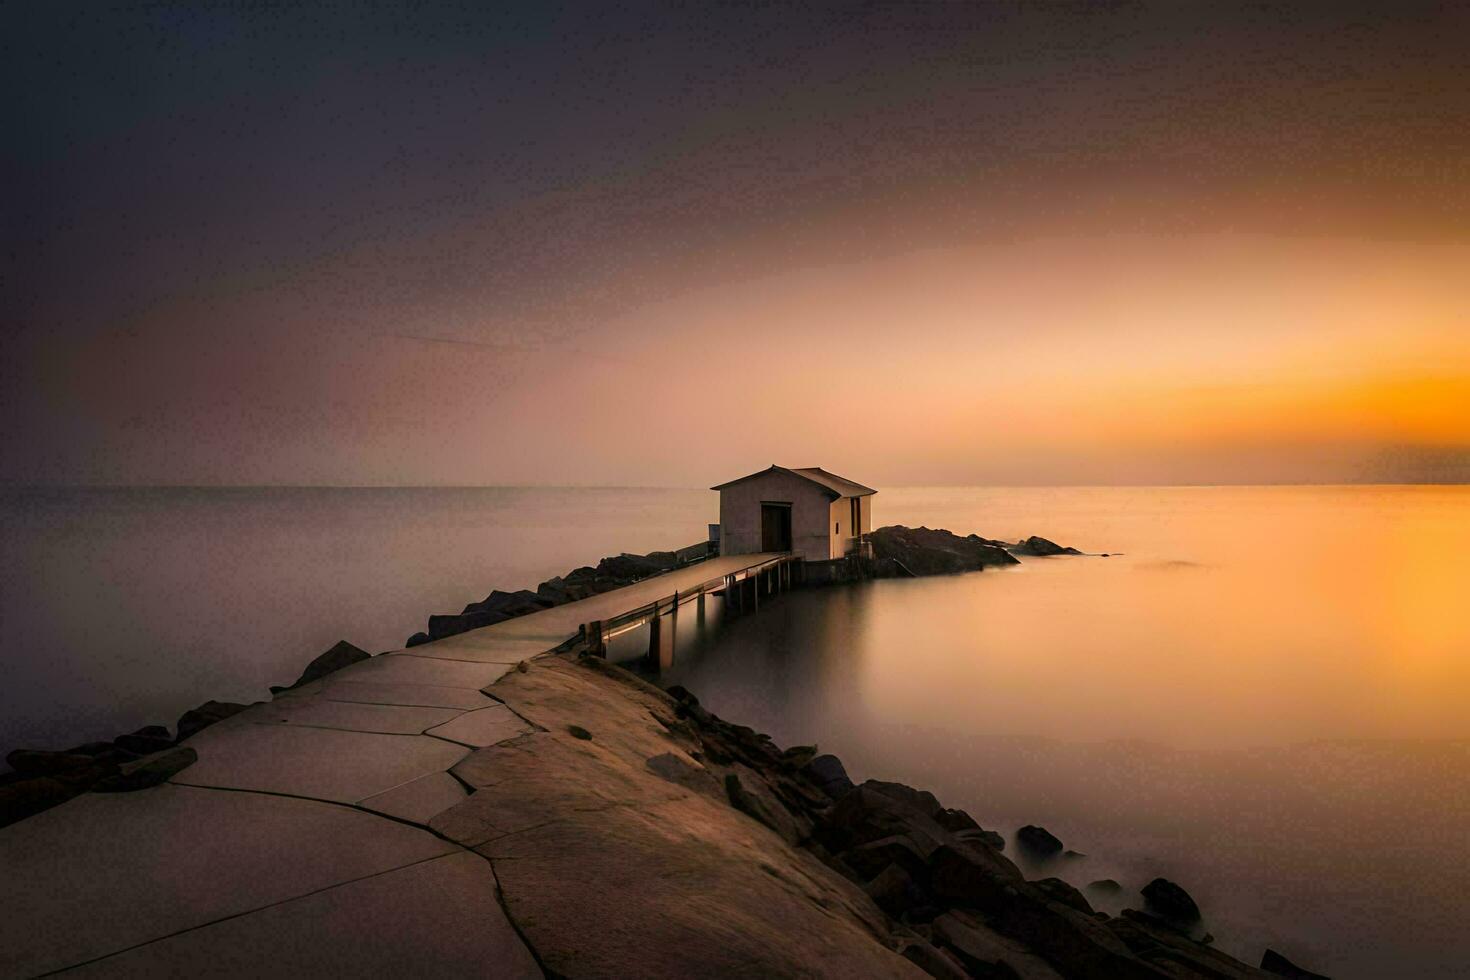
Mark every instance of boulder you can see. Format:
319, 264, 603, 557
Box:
5, 750, 101, 776
803, 753, 855, 799
0, 776, 78, 829
405, 631, 431, 648
175, 700, 250, 742
723, 772, 811, 845
1140, 877, 1201, 924
866, 780, 943, 818
464, 589, 551, 618
864, 862, 927, 918
928, 844, 1026, 913
897, 938, 972, 980
1108, 912, 1262, 979
931, 910, 1065, 980
1086, 879, 1123, 896
92, 747, 198, 792
1261, 948, 1331, 979
934, 807, 979, 832
844, 834, 935, 885
427, 610, 508, 641
1032, 877, 1094, 915
868, 526, 1019, 575
955, 828, 1007, 852
114, 725, 176, 755
1016, 824, 1064, 858
269, 639, 371, 694
1007, 535, 1083, 557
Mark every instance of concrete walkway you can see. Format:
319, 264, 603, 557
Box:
0, 554, 779, 978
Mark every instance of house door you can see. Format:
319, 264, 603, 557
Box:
760, 503, 792, 552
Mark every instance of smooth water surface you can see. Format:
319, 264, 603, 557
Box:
641, 485, 1470, 979
3, 484, 1466, 976
0, 486, 715, 751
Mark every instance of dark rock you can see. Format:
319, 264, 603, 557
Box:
934, 807, 979, 832
269, 640, 371, 694
897, 938, 971, 980
779, 744, 818, 769
131, 725, 171, 740
724, 772, 811, 845
427, 610, 509, 641
868, 525, 1019, 575
66, 741, 123, 757
1108, 912, 1260, 978
113, 732, 175, 755
92, 747, 198, 792
844, 834, 934, 885
928, 844, 1025, 914
1086, 879, 1123, 895
931, 909, 1064, 980
990, 897, 1157, 980
405, 631, 431, 648
1141, 877, 1201, 924
1261, 948, 1331, 979
464, 589, 551, 618
567, 725, 593, 740
665, 685, 698, 705
1033, 877, 1094, 915
176, 700, 250, 742
0, 776, 79, 828
955, 828, 1007, 852
1007, 535, 1083, 557
5, 750, 100, 776
866, 779, 942, 818
802, 753, 855, 799
865, 862, 927, 918
1063, 849, 1087, 859
1016, 824, 1064, 858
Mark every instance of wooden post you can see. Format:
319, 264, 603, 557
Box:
697, 586, 706, 616
646, 603, 662, 667
751, 572, 759, 610
586, 621, 606, 658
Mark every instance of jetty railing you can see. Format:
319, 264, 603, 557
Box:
581, 552, 798, 660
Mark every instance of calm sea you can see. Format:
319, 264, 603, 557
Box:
3, 485, 1467, 977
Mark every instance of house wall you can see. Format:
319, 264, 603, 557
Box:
718, 470, 835, 562
826, 492, 874, 558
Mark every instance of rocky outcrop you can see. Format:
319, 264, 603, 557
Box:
268, 639, 370, 694
1141, 877, 1202, 925
868, 526, 1020, 575
1006, 536, 1083, 557
1017, 824, 1065, 858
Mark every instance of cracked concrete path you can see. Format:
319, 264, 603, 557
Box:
1, 554, 780, 979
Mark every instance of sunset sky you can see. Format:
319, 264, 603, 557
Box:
4, 1, 1467, 486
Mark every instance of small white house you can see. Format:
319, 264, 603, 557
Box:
711, 465, 876, 563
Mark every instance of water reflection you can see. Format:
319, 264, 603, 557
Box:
626, 486, 1470, 979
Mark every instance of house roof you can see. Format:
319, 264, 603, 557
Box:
710, 465, 877, 498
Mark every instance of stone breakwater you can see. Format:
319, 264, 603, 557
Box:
432, 653, 1329, 979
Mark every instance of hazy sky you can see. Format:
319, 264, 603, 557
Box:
4, 1, 1467, 487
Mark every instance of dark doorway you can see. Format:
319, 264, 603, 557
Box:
760, 503, 792, 552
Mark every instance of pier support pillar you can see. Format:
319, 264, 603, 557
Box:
585, 621, 606, 658
751, 573, 759, 611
